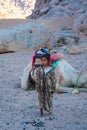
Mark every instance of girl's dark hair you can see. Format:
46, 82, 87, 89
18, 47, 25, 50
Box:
41, 53, 50, 60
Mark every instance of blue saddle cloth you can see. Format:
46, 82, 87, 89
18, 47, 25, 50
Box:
53, 60, 61, 69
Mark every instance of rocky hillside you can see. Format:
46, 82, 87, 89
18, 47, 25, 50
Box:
0, 0, 87, 19
0, 0, 36, 18
29, 0, 87, 37
29, 0, 87, 19
29, 0, 87, 49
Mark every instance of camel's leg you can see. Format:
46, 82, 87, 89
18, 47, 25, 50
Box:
56, 86, 73, 93
55, 83, 72, 93
21, 62, 32, 90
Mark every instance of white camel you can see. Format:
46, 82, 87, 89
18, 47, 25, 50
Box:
21, 59, 87, 94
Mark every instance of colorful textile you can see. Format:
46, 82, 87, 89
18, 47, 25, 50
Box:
53, 60, 61, 69
50, 52, 63, 63
32, 49, 39, 67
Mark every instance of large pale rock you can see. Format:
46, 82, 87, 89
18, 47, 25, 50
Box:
0, 23, 53, 53
0, 0, 36, 18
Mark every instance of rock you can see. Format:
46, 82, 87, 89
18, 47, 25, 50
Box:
1, 0, 87, 19
40, 7, 50, 16
66, 44, 87, 55
73, 12, 87, 35
0, 13, 7, 19
39, 6, 73, 19
29, 0, 74, 19
53, 32, 79, 46
76, 9, 86, 14
50, 0, 60, 5
0, 23, 53, 53
29, 0, 51, 19
34, 0, 50, 9
0, 0, 36, 18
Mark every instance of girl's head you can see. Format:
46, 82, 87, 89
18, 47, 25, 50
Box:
40, 54, 50, 67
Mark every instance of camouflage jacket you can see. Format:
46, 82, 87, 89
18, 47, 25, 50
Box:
36, 66, 56, 93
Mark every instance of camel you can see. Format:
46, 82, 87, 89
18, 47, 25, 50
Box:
21, 59, 87, 94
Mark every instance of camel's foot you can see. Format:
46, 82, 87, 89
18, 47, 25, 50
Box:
71, 88, 79, 94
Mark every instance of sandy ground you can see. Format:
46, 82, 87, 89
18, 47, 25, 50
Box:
0, 19, 34, 28
0, 16, 75, 29
0, 49, 87, 130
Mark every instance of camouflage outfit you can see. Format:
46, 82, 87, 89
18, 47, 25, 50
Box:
36, 66, 56, 113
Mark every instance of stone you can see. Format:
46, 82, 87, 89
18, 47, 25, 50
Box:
40, 7, 50, 16
55, 32, 79, 46
0, 0, 36, 18
40, 6, 73, 19
73, 12, 87, 35
0, 23, 53, 53
66, 44, 87, 55
50, 0, 60, 5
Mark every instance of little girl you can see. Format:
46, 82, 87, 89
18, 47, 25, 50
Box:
36, 53, 56, 116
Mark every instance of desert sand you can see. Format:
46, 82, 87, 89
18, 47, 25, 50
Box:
0, 0, 87, 129
0, 49, 87, 130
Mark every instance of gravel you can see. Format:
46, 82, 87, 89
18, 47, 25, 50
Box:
0, 50, 87, 130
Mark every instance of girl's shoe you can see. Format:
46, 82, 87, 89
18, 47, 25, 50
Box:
40, 108, 43, 117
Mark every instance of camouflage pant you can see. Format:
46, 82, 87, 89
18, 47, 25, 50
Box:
38, 91, 53, 113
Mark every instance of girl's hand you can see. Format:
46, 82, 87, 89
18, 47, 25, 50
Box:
37, 88, 41, 93
38, 90, 41, 93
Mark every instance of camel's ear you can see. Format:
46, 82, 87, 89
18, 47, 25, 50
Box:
37, 44, 43, 49
46, 43, 51, 50
36, 43, 52, 50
